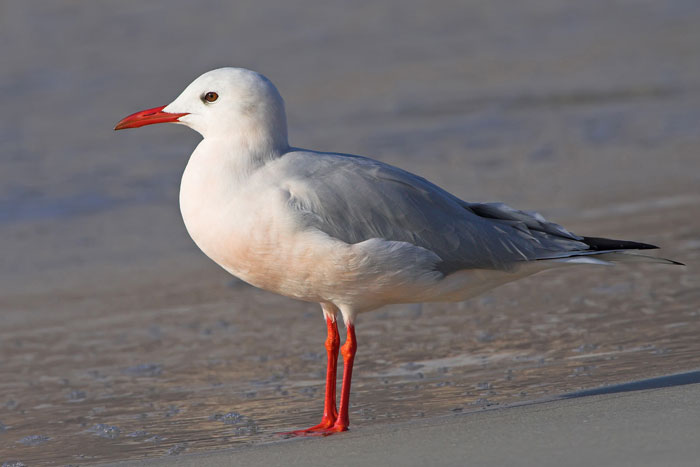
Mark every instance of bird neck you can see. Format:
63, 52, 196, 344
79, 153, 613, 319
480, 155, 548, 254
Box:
195, 136, 286, 180
203, 111, 289, 165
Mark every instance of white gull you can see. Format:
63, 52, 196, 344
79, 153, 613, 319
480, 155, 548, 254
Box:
115, 67, 681, 435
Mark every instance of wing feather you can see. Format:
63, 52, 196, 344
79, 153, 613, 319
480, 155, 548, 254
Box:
274, 151, 589, 274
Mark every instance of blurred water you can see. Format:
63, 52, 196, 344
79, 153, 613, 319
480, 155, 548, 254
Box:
1, 1, 699, 465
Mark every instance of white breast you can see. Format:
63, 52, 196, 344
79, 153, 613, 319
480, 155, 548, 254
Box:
179, 141, 342, 302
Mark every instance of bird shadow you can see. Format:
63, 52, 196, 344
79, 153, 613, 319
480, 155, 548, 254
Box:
561, 369, 700, 399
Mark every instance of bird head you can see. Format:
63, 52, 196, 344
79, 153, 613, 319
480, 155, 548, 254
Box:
115, 67, 289, 152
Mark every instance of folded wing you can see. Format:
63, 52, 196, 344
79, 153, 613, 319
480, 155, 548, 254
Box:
278, 151, 602, 274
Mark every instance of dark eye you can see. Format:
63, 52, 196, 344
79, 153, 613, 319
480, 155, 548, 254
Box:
203, 91, 219, 103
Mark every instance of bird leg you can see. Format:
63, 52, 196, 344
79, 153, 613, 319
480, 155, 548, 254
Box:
282, 316, 340, 436
283, 320, 358, 437
331, 322, 357, 432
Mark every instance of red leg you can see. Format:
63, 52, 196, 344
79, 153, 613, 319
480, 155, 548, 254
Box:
330, 322, 357, 432
282, 316, 340, 436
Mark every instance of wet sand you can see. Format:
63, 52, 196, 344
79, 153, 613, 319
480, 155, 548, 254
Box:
103, 374, 700, 467
1, 1, 700, 465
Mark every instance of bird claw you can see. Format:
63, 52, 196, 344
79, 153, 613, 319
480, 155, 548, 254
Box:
280, 421, 348, 438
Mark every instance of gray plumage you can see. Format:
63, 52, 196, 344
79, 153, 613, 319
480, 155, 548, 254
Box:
277, 150, 597, 275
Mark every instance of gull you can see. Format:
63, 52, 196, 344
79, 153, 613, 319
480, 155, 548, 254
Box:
115, 67, 681, 436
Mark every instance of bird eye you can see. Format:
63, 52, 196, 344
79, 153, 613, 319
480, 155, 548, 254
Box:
203, 91, 219, 103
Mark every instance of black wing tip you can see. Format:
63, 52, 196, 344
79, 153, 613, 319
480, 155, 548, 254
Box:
582, 236, 684, 265
582, 236, 659, 251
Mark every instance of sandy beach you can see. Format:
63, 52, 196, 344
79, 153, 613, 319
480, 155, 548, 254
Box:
103, 372, 700, 467
1, 1, 699, 465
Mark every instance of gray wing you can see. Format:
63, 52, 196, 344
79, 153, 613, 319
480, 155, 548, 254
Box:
276, 150, 589, 274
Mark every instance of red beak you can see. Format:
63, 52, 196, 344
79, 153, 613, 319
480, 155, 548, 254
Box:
114, 105, 188, 130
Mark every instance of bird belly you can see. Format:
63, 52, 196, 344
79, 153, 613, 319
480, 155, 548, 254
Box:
218, 225, 342, 303
183, 195, 538, 310
180, 186, 344, 303
179, 155, 539, 310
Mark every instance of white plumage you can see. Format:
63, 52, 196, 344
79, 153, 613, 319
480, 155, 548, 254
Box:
115, 67, 679, 435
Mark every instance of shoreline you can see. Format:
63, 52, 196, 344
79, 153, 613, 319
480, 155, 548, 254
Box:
103, 371, 700, 467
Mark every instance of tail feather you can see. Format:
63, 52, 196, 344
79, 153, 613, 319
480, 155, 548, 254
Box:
549, 251, 683, 266
581, 236, 658, 251
591, 251, 683, 265
538, 235, 683, 266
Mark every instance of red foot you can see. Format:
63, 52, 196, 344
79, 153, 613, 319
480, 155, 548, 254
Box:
281, 421, 348, 437
280, 417, 334, 437
311, 424, 348, 436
